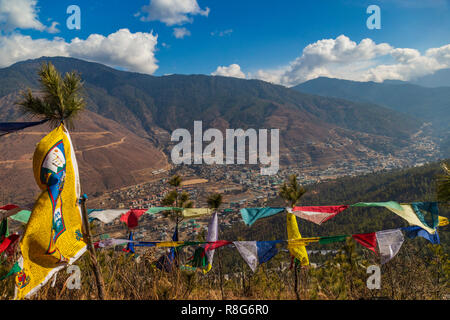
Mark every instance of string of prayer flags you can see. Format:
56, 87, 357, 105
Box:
290, 205, 349, 225
352, 232, 377, 253
286, 211, 309, 266
402, 226, 440, 244
375, 229, 404, 264
15, 124, 87, 300
88, 209, 128, 224
119, 209, 147, 229
0, 205, 22, 220
233, 241, 281, 272
240, 207, 285, 226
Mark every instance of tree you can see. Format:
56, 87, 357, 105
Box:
161, 175, 193, 226
437, 161, 450, 205
279, 174, 306, 208
17, 62, 86, 129
279, 174, 306, 300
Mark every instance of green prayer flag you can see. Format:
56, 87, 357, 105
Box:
9, 210, 31, 224
319, 235, 349, 244
0, 262, 21, 281
351, 201, 403, 212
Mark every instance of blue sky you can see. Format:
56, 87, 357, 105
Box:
1, 0, 450, 86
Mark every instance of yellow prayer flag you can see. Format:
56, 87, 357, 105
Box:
438, 216, 449, 227
182, 208, 212, 218
387, 205, 436, 234
286, 212, 309, 266
15, 125, 87, 299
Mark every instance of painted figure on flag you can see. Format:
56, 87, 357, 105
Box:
15, 125, 86, 299
41, 141, 67, 258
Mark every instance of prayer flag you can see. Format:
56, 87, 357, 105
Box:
88, 209, 128, 224
233, 241, 281, 272
402, 226, 440, 244
352, 232, 377, 253
240, 207, 285, 226
375, 229, 404, 264
290, 205, 349, 224
286, 212, 309, 266
119, 209, 147, 229
15, 124, 87, 299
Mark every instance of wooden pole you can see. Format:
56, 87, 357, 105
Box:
80, 194, 106, 300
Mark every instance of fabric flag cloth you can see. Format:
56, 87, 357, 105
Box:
352, 201, 404, 211
286, 212, 309, 266
0, 234, 20, 254
0, 261, 21, 281
352, 233, 377, 253
410, 202, 439, 230
233, 241, 281, 272
0, 205, 22, 220
8, 210, 31, 224
0, 218, 8, 239
94, 238, 132, 249
119, 209, 147, 229
353, 201, 436, 234
156, 226, 179, 272
402, 226, 440, 244
290, 205, 349, 225
146, 207, 179, 214
182, 208, 212, 219
203, 211, 218, 273
0, 120, 48, 137
123, 232, 135, 254
318, 235, 349, 244
89, 209, 128, 224
240, 207, 285, 226
15, 124, 87, 300
375, 229, 404, 264
438, 216, 448, 227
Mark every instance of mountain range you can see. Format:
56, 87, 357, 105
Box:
0, 57, 447, 205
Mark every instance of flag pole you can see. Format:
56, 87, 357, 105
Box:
80, 193, 106, 300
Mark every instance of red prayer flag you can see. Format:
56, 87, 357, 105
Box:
120, 209, 147, 229
204, 240, 232, 252
352, 233, 377, 253
0, 234, 20, 254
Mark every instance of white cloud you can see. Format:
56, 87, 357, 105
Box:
211, 29, 233, 37
249, 35, 450, 86
0, 29, 159, 74
138, 0, 209, 26
0, 0, 46, 31
47, 21, 60, 34
211, 64, 246, 79
173, 27, 191, 39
